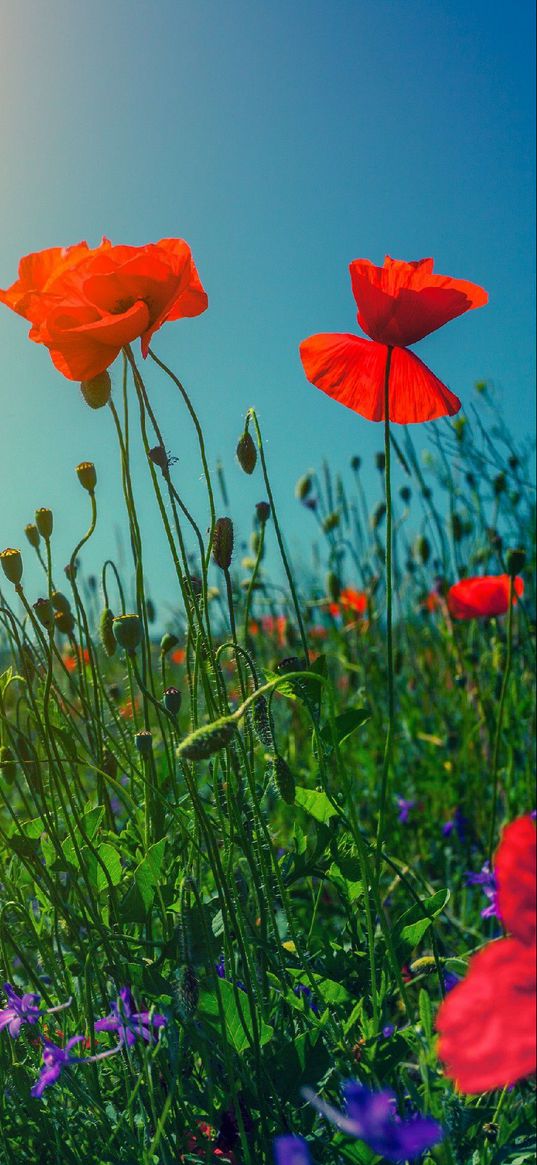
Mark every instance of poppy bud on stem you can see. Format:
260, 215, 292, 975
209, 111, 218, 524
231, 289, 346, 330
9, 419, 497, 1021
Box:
75, 462, 97, 493
35, 509, 53, 541
212, 517, 234, 571
80, 371, 111, 410
0, 548, 23, 587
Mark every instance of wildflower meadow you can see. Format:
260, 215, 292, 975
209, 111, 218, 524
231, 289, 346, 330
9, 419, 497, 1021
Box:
0, 241, 535, 1165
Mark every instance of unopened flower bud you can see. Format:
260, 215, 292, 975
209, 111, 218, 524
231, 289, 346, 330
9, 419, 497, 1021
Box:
483, 1123, 498, 1143
177, 717, 236, 761
33, 598, 54, 628
323, 511, 340, 532
51, 591, 71, 615
295, 473, 312, 501
113, 613, 142, 653
451, 513, 463, 543
236, 431, 257, 475
506, 547, 526, 578
350, 456, 361, 471
160, 632, 180, 655
163, 686, 182, 716
212, 517, 234, 571
146, 598, 156, 623
99, 607, 117, 656
64, 561, 77, 580
135, 730, 153, 756
148, 445, 170, 475
493, 472, 506, 496
326, 571, 340, 602
269, 755, 296, 804
54, 609, 76, 636
375, 452, 385, 471
75, 461, 97, 493
256, 501, 270, 524
399, 486, 411, 504
24, 523, 40, 549
35, 508, 53, 540
0, 548, 23, 586
80, 371, 111, 409
372, 502, 386, 529
416, 536, 431, 565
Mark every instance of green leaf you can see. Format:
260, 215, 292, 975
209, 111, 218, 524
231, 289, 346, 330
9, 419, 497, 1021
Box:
418, 987, 433, 1039
294, 787, 339, 824
121, 839, 167, 921
321, 707, 370, 751
393, 888, 450, 956
198, 980, 273, 1054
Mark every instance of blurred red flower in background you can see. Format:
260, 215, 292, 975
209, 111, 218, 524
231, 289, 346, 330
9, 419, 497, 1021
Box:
300, 256, 487, 424
329, 587, 368, 618
436, 815, 536, 1092
447, 574, 524, 620
0, 238, 207, 381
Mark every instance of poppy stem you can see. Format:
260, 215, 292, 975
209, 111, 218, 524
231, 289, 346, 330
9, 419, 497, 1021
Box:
376, 346, 394, 876
488, 575, 515, 861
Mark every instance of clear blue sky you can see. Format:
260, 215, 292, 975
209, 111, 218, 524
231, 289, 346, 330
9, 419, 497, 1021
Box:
0, 0, 534, 613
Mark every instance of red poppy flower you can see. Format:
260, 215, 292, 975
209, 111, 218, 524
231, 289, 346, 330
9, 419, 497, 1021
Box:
329, 587, 368, 618
1, 238, 207, 381
436, 816, 536, 1093
447, 574, 524, 620
300, 256, 487, 424
261, 615, 288, 646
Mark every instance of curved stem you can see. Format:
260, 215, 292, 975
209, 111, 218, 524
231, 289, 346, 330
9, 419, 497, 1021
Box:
376, 346, 394, 875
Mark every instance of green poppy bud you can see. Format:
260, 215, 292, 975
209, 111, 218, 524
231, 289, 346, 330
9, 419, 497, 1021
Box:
54, 609, 76, 636
99, 608, 117, 656
269, 755, 295, 804
236, 431, 257, 475
0, 548, 23, 586
80, 370, 111, 409
75, 461, 97, 493
212, 517, 234, 571
113, 613, 142, 653
177, 717, 236, 761
35, 508, 53, 540
160, 632, 180, 655
33, 598, 54, 628
506, 547, 526, 578
51, 591, 71, 615
24, 524, 40, 549
135, 730, 153, 756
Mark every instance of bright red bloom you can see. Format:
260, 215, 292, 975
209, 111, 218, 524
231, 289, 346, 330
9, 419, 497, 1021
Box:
329, 587, 368, 618
1, 238, 207, 381
261, 615, 288, 646
436, 816, 536, 1093
447, 574, 524, 620
300, 256, 487, 424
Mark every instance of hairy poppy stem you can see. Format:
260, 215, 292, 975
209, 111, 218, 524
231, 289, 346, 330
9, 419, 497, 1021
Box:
488, 575, 515, 861
376, 346, 394, 875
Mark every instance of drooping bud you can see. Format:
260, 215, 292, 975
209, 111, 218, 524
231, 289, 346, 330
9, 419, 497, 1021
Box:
212, 518, 234, 571
399, 486, 411, 504
163, 686, 182, 716
350, 456, 361, 471
506, 547, 526, 578
295, 473, 313, 501
80, 370, 111, 409
33, 598, 54, 628
236, 431, 257, 475
375, 452, 385, 471
113, 613, 142, 653
51, 591, 71, 615
75, 461, 97, 493
175, 964, 199, 1023
372, 502, 386, 529
35, 508, 53, 540
326, 571, 340, 602
99, 607, 117, 656
24, 524, 40, 549
54, 609, 76, 636
146, 598, 156, 624
416, 536, 431, 565
0, 548, 23, 586
160, 632, 180, 655
251, 695, 273, 748
322, 511, 340, 533
135, 730, 153, 756
177, 717, 236, 761
64, 561, 77, 581
255, 501, 270, 524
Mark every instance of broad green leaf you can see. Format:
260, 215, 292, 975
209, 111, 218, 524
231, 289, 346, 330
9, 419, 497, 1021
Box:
198, 980, 273, 1054
294, 786, 339, 824
321, 707, 370, 751
121, 839, 167, 921
393, 888, 450, 954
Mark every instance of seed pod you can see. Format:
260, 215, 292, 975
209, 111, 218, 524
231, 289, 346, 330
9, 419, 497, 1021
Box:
54, 609, 76, 636
295, 473, 313, 501
0, 548, 23, 586
177, 717, 236, 761
113, 613, 142, 653
0, 746, 16, 785
51, 591, 71, 615
255, 501, 270, 524
163, 686, 182, 716
236, 431, 257, 475
33, 598, 54, 628
24, 524, 40, 549
80, 370, 111, 409
160, 632, 180, 655
99, 608, 117, 657
269, 755, 295, 804
35, 509, 53, 540
75, 462, 97, 492
135, 730, 153, 756
212, 518, 234, 571
506, 547, 526, 578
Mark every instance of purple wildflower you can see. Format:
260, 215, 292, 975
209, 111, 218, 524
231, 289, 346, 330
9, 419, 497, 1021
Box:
94, 986, 166, 1047
382, 1024, 395, 1038
464, 862, 499, 919
442, 807, 469, 842
293, 984, 320, 1016
443, 971, 460, 993
31, 1035, 86, 1097
0, 983, 70, 1039
303, 1081, 443, 1163
273, 1135, 312, 1164
396, 796, 415, 825
215, 957, 246, 994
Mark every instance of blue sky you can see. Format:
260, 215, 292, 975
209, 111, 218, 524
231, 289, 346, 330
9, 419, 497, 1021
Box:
0, 0, 534, 614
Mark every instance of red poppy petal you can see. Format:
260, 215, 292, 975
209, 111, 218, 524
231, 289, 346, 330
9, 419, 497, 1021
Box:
436, 938, 537, 1092
43, 301, 150, 380
389, 346, 462, 421
495, 816, 536, 945
447, 575, 524, 619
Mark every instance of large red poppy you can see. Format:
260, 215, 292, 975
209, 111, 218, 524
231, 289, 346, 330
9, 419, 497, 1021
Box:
299, 257, 487, 424
0, 238, 207, 381
447, 574, 524, 620
436, 816, 536, 1093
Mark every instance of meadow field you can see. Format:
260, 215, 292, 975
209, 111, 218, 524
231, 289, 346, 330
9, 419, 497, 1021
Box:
0, 243, 535, 1165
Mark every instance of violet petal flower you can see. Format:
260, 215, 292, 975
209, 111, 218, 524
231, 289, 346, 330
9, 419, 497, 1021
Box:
396, 796, 415, 825
303, 1081, 443, 1163
31, 1035, 86, 1098
0, 983, 41, 1038
95, 986, 166, 1047
464, 862, 499, 919
273, 1135, 312, 1164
